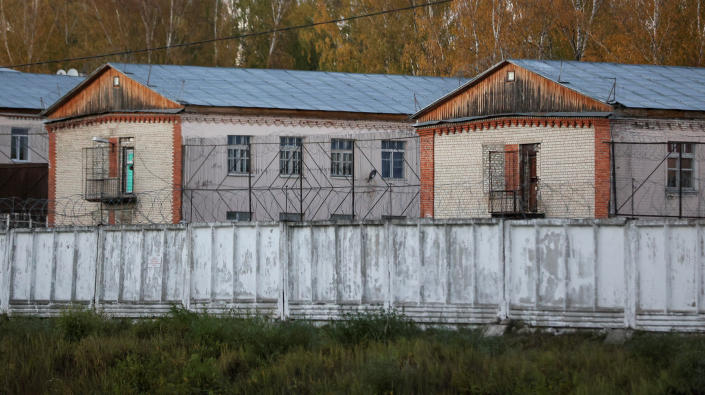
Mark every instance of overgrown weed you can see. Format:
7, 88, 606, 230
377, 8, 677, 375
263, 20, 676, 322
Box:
0, 306, 703, 394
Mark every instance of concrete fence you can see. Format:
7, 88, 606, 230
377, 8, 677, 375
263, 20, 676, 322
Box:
1, 219, 704, 331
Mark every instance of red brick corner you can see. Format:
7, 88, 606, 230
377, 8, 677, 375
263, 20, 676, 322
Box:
419, 129, 434, 218
594, 119, 611, 219
172, 117, 183, 224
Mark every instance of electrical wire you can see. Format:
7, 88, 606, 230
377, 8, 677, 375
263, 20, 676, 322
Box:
0, 0, 451, 69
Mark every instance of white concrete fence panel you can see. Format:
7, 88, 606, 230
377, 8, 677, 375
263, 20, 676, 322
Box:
0, 219, 703, 331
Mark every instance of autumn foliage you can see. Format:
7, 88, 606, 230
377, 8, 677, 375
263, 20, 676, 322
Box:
0, 0, 704, 77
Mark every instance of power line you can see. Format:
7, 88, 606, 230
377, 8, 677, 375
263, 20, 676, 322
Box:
1, 0, 451, 69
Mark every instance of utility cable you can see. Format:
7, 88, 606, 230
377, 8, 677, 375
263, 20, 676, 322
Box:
1, 0, 451, 69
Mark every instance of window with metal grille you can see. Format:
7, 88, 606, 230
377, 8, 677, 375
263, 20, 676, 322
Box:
330, 214, 353, 221
381, 140, 405, 179
11, 128, 29, 161
667, 142, 695, 191
279, 212, 302, 221
331, 139, 353, 177
226, 211, 251, 221
280, 137, 302, 176
227, 135, 250, 174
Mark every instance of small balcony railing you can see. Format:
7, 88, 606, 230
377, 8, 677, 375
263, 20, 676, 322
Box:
488, 189, 543, 218
84, 177, 136, 203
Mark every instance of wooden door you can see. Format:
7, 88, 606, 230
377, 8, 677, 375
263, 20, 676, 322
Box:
520, 144, 539, 212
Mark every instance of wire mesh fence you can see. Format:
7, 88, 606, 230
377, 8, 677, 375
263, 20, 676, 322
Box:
5, 137, 704, 228
612, 141, 705, 218
182, 135, 421, 222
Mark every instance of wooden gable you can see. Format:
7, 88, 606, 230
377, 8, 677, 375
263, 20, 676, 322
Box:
45, 66, 182, 119
416, 62, 613, 123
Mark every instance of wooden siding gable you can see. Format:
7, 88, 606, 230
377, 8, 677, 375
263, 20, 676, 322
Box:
45, 65, 182, 120
415, 62, 613, 123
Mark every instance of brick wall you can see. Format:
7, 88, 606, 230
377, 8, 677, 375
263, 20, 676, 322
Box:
419, 131, 434, 218
49, 114, 177, 226
428, 119, 598, 219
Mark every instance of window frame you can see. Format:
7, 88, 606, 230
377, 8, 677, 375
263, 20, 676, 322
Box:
10, 128, 29, 162
667, 142, 696, 193
226, 211, 251, 222
279, 137, 302, 177
227, 135, 251, 175
381, 140, 405, 179
330, 139, 354, 177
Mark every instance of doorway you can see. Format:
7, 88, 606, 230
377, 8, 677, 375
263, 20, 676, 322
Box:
520, 143, 539, 213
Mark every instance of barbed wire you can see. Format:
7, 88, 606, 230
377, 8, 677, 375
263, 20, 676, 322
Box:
4, 140, 704, 228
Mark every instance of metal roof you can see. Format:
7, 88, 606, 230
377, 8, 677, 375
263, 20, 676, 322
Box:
0, 71, 83, 110
511, 59, 705, 111
109, 63, 466, 115
413, 59, 705, 119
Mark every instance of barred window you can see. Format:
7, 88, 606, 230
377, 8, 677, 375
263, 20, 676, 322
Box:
227, 135, 250, 174
226, 211, 251, 221
381, 140, 405, 179
11, 128, 29, 161
667, 142, 695, 191
280, 137, 302, 176
331, 139, 353, 177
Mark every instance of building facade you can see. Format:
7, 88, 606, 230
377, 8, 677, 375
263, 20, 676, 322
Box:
413, 59, 705, 219
0, 69, 82, 225
43, 63, 462, 225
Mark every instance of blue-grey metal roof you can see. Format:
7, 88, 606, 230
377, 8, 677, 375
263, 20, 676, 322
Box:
0, 71, 83, 110
109, 63, 466, 115
511, 59, 705, 111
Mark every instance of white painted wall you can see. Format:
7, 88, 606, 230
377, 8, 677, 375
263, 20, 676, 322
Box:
1, 219, 704, 331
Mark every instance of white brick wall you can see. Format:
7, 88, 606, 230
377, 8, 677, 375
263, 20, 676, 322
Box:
434, 124, 596, 218
53, 120, 175, 225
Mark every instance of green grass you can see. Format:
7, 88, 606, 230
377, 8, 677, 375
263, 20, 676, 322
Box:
0, 308, 703, 394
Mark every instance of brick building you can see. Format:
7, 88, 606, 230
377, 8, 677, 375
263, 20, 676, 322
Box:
43, 63, 462, 225
413, 60, 705, 219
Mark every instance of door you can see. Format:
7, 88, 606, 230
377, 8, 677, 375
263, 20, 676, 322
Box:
123, 148, 134, 194
520, 144, 539, 212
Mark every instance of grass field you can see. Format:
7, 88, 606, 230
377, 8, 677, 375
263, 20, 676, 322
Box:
0, 308, 704, 394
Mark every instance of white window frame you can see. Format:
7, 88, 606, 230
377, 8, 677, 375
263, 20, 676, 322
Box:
667, 142, 696, 192
11, 128, 29, 162
381, 140, 405, 179
227, 135, 251, 175
331, 139, 353, 177
279, 137, 302, 176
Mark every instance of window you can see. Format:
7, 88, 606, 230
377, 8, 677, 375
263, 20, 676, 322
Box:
506, 70, 515, 82
280, 137, 302, 176
228, 135, 251, 174
381, 140, 405, 179
667, 142, 695, 191
331, 139, 353, 177
279, 212, 302, 221
226, 211, 251, 221
330, 214, 353, 221
11, 128, 28, 161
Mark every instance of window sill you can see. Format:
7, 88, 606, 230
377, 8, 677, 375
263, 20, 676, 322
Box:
330, 174, 353, 179
10, 159, 30, 163
666, 188, 698, 196
279, 174, 303, 178
227, 172, 251, 177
